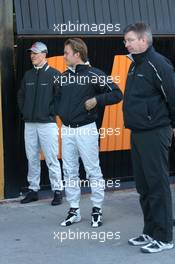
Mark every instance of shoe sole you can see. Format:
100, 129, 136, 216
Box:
60, 216, 81, 227
20, 199, 38, 204
91, 223, 103, 228
128, 240, 151, 246
51, 201, 62, 206
141, 245, 174, 253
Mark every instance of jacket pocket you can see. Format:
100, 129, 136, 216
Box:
146, 96, 166, 121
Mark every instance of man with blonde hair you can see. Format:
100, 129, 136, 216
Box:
56, 38, 123, 227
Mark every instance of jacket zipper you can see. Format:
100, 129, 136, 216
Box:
124, 65, 136, 107
67, 72, 76, 125
32, 69, 40, 120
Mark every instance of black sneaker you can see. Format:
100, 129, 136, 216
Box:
60, 208, 81, 226
128, 234, 153, 246
91, 207, 102, 228
21, 190, 38, 204
141, 240, 174, 253
51, 190, 62, 206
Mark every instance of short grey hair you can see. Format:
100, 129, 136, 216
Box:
123, 22, 153, 46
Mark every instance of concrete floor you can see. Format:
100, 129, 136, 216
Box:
0, 186, 175, 264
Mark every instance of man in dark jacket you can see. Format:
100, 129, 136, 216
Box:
123, 22, 175, 253
18, 42, 63, 205
56, 38, 123, 227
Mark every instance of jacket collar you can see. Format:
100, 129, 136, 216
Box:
68, 63, 90, 73
34, 62, 49, 71
130, 46, 154, 65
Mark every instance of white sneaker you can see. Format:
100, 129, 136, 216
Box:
128, 234, 153, 246
60, 208, 81, 226
141, 240, 174, 253
91, 207, 103, 228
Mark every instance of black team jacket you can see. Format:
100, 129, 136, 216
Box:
18, 63, 61, 123
123, 46, 175, 131
55, 64, 123, 127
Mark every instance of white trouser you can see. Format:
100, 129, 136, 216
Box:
62, 122, 104, 208
24, 122, 63, 191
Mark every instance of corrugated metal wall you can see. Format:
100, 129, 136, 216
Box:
14, 0, 175, 35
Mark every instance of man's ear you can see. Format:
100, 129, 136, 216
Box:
142, 35, 147, 43
75, 52, 80, 58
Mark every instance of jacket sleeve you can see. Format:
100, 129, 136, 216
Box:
17, 75, 26, 114
89, 68, 123, 106
53, 71, 62, 115
155, 57, 175, 128
53, 71, 61, 96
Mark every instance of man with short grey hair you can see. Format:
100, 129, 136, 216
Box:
123, 22, 175, 253
18, 42, 63, 205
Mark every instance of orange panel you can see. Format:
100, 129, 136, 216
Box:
48, 56, 66, 158
47, 56, 67, 73
100, 55, 131, 152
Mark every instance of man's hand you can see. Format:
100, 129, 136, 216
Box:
85, 97, 97, 111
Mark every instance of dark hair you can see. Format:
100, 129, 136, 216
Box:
123, 22, 153, 46
64, 38, 88, 62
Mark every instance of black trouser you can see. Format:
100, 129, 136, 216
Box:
131, 126, 173, 242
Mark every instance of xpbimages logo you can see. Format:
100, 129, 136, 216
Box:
53, 74, 121, 86
62, 179, 121, 189
59, 126, 121, 139
53, 229, 121, 243
53, 21, 121, 34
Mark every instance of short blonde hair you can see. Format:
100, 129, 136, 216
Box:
64, 38, 88, 62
